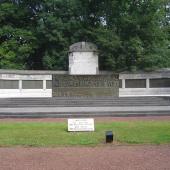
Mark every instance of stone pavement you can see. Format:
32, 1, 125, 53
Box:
0, 106, 170, 118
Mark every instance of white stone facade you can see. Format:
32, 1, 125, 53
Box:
69, 42, 99, 75
0, 74, 52, 98
69, 52, 98, 75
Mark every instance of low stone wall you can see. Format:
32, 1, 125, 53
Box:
0, 73, 52, 98
0, 69, 170, 97
119, 71, 170, 96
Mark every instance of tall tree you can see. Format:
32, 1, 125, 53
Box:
0, 0, 169, 71
0, 1, 38, 69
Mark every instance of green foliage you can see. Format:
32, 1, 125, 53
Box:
0, 26, 37, 69
0, 1, 37, 69
0, 0, 169, 70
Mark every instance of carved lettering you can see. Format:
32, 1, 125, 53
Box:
52, 75, 119, 97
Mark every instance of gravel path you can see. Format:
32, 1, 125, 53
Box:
0, 145, 170, 170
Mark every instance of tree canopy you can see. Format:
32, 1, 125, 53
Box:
0, 0, 169, 71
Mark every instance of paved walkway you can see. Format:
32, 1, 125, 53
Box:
0, 106, 170, 118
1, 106, 170, 113
0, 145, 170, 170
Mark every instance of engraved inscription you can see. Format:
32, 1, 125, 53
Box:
52, 75, 119, 97
53, 75, 119, 87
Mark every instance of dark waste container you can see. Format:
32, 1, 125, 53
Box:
106, 131, 113, 143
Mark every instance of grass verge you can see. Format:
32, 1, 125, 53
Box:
0, 121, 170, 146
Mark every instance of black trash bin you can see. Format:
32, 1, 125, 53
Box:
105, 131, 113, 143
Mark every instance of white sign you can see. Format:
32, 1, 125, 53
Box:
68, 118, 95, 132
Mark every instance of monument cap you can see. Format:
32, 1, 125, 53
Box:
69, 42, 98, 52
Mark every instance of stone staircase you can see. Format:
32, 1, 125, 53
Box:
0, 97, 170, 107
0, 97, 169, 118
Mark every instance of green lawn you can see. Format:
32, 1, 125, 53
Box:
0, 121, 170, 146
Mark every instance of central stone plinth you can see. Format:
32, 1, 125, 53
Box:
52, 74, 119, 97
69, 42, 99, 75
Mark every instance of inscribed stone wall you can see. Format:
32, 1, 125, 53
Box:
52, 75, 119, 97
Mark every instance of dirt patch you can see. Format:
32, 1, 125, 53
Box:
0, 145, 169, 170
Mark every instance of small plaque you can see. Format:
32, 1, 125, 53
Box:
68, 118, 95, 132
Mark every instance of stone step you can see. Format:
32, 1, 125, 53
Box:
0, 97, 169, 101
0, 96, 169, 118
0, 111, 170, 118
0, 100, 168, 103
2, 96, 169, 100
0, 102, 169, 106
0, 97, 169, 107
0, 102, 169, 107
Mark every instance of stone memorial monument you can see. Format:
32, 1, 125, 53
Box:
69, 42, 99, 75
52, 42, 119, 97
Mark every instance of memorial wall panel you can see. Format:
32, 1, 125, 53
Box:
52, 75, 119, 97
46, 80, 52, 89
22, 80, 43, 89
150, 78, 170, 88
125, 79, 146, 88
0, 80, 18, 89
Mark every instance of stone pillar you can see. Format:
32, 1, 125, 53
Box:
122, 79, 126, 89
19, 79, 22, 91
146, 78, 150, 89
43, 80, 46, 90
